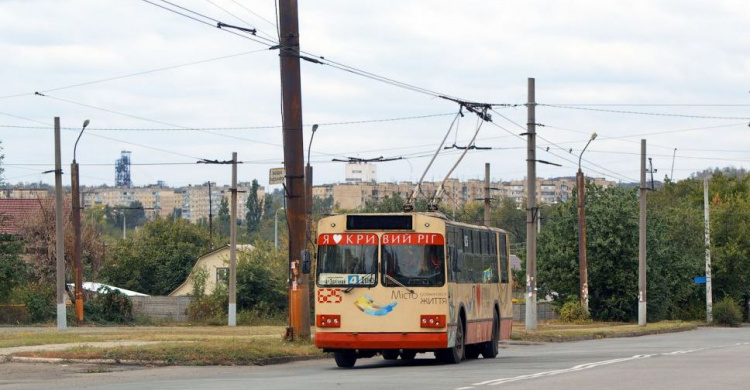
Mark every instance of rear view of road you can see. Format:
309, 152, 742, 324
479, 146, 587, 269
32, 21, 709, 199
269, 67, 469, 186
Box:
1, 327, 748, 390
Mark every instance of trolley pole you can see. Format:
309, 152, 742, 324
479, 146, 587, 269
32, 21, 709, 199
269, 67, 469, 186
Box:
279, 0, 311, 341
638, 139, 647, 326
228, 152, 238, 326
525, 78, 538, 331
53, 117, 67, 330
484, 163, 491, 227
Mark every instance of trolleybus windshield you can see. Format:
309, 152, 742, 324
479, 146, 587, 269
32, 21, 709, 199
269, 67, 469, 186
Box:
317, 233, 378, 287
381, 233, 445, 287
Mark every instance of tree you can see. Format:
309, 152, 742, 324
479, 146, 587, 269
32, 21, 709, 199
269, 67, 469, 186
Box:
0, 232, 26, 302
0, 140, 5, 185
217, 197, 230, 238
245, 179, 263, 233
236, 240, 287, 313
99, 218, 210, 295
19, 199, 106, 285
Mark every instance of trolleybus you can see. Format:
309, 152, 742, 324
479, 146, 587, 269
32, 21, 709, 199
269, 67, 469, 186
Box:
314, 212, 513, 367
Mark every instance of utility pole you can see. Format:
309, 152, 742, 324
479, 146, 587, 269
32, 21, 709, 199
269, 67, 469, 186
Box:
54, 117, 67, 330
638, 139, 647, 326
484, 163, 491, 226
71, 119, 89, 323
208, 181, 214, 251
279, 0, 311, 340
703, 176, 713, 323
229, 152, 238, 326
525, 78, 537, 331
577, 132, 596, 318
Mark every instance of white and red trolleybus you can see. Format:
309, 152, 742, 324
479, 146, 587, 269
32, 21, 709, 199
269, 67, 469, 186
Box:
314, 213, 513, 368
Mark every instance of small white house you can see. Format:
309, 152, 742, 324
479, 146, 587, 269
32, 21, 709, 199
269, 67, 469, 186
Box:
169, 244, 254, 297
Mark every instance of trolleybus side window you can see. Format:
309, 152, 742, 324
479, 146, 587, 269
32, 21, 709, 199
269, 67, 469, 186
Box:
499, 233, 509, 283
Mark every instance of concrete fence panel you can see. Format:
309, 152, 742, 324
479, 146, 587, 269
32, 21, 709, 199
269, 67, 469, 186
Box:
131, 296, 193, 322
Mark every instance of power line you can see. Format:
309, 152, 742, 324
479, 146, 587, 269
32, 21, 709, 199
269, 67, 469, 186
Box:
0, 112, 455, 131
540, 104, 750, 120
0, 49, 268, 100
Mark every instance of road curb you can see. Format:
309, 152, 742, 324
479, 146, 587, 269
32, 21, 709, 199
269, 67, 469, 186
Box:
517, 324, 698, 343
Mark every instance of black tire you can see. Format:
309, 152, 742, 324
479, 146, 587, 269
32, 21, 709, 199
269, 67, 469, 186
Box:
437, 317, 465, 364
382, 350, 399, 360
334, 351, 357, 368
481, 311, 499, 359
400, 350, 417, 360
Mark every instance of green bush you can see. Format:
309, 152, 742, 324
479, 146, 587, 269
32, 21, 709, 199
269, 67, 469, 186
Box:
23, 284, 56, 323
237, 306, 287, 326
187, 283, 228, 325
84, 287, 134, 324
559, 300, 589, 323
713, 296, 742, 327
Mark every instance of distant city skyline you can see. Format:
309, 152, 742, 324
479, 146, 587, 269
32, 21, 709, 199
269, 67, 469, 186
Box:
1, 1, 748, 189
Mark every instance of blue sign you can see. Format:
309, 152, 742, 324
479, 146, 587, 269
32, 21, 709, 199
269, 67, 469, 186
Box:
694, 276, 706, 284
347, 275, 360, 284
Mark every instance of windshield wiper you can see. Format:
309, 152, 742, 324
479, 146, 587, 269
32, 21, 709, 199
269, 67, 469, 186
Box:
385, 274, 415, 294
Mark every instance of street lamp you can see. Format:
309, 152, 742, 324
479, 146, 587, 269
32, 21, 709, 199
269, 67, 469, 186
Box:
71, 119, 90, 323
577, 132, 596, 317
275, 207, 286, 250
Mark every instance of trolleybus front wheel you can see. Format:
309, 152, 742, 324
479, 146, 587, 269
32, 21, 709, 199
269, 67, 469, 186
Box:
334, 351, 357, 368
436, 317, 465, 364
481, 311, 500, 359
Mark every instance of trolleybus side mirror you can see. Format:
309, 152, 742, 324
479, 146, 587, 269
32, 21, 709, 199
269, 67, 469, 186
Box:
301, 249, 311, 274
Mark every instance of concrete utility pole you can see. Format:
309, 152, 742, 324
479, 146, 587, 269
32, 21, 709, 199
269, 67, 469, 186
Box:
484, 163, 491, 227
703, 176, 713, 323
53, 117, 67, 330
71, 119, 89, 323
525, 78, 538, 331
229, 153, 238, 326
208, 181, 214, 251
577, 132, 597, 317
638, 139, 647, 326
279, 0, 311, 340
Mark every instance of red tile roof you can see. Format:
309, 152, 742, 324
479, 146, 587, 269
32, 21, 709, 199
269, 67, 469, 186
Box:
0, 199, 47, 235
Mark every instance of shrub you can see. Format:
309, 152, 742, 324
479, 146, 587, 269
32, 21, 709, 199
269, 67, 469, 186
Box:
84, 287, 134, 323
559, 300, 589, 323
713, 296, 742, 327
23, 284, 56, 323
187, 282, 228, 325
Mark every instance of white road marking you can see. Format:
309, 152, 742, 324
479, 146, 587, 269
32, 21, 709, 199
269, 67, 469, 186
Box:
462, 342, 750, 389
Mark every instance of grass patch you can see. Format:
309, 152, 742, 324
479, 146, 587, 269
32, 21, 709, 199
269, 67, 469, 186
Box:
511, 320, 698, 342
14, 339, 322, 366
0, 326, 290, 348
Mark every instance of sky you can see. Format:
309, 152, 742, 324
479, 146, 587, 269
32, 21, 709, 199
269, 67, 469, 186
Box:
1, 0, 748, 190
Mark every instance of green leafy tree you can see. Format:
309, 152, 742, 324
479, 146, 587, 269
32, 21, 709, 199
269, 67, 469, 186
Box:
245, 179, 263, 233
100, 218, 210, 295
0, 232, 27, 302
0, 140, 5, 184
236, 241, 288, 313
217, 197, 230, 238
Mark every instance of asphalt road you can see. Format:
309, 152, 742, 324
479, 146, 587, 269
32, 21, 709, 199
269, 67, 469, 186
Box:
1, 327, 749, 390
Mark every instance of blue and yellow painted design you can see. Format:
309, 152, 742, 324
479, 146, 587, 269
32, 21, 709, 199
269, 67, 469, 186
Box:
354, 295, 397, 316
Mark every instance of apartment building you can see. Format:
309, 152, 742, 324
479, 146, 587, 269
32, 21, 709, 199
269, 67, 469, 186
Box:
314, 176, 616, 211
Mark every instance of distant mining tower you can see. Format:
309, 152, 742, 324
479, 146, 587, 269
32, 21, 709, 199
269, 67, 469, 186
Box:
115, 150, 132, 187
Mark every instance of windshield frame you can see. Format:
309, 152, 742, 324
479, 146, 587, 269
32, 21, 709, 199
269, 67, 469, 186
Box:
381, 233, 446, 288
